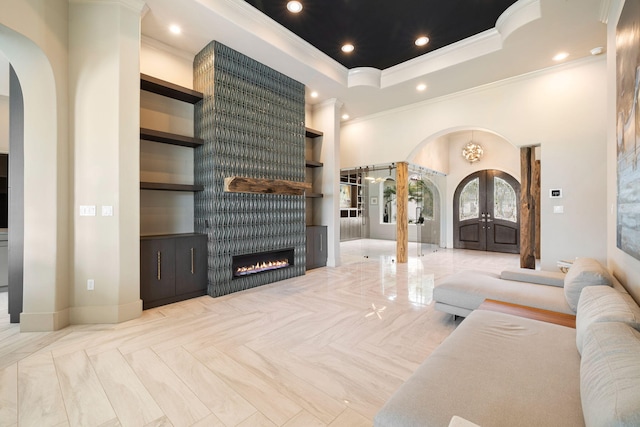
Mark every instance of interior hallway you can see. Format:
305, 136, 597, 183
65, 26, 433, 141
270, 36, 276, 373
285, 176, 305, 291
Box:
0, 241, 520, 426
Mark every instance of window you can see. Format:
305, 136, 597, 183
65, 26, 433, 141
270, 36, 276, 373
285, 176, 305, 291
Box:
494, 177, 517, 222
459, 178, 479, 221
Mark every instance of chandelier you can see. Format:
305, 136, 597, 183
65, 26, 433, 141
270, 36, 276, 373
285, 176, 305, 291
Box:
462, 132, 483, 163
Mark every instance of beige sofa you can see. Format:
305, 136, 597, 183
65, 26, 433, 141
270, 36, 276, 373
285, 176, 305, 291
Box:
374, 259, 640, 427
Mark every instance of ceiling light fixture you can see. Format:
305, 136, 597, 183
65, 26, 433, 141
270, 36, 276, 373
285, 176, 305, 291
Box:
415, 36, 429, 47
553, 52, 569, 61
590, 47, 604, 55
462, 132, 483, 163
286, 1, 303, 13
416, 83, 427, 92
310, 91, 318, 98
342, 114, 350, 120
341, 44, 355, 53
169, 24, 181, 35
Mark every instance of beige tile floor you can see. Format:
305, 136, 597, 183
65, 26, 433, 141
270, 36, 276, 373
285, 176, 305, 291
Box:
0, 240, 519, 427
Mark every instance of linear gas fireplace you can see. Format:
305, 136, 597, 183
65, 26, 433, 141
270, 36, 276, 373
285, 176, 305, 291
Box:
232, 249, 295, 278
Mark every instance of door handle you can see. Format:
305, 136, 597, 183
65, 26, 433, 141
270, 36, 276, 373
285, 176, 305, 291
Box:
190, 247, 195, 274
157, 251, 161, 281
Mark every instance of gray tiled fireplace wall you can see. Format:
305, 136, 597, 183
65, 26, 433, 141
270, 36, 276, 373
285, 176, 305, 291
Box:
193, 41, 307, 297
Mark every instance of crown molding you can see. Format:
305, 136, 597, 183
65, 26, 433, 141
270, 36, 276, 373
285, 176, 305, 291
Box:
141, 35, 195, 62
69, 0, 146, 13
346, 54, 604, 127
599, 0, 613, 24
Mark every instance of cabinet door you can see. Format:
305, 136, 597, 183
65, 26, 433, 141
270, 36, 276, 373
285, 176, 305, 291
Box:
140, 238, 176, 304
306, 228, 316, 269
175, 235, 207, 295
306, 226, 327, 270
316, 226, 327, 267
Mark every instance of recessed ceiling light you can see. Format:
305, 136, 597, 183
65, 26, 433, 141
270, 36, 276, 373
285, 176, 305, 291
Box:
169, 24, 181, 35
341, 44, 355, 53
590, 47, 604, 55
310, 91, 318, 98
553, 52, 569, 61
287, 1, 303, 13
415, 36, 429, 47
416, 83, 427, 91
342, 114, 350, 120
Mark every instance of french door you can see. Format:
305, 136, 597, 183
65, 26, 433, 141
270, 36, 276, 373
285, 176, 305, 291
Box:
453, 170, 520, 254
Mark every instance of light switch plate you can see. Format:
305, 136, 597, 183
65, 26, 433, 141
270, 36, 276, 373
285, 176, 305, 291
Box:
102, 206, 113, 216
553, 205, 564, 214
79, 205, 96, 216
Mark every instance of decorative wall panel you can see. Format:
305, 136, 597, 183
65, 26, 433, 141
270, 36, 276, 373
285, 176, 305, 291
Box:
194, 41, 306, 297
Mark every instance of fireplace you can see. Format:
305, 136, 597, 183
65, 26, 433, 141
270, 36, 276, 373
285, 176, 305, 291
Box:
232, 248, 295, 278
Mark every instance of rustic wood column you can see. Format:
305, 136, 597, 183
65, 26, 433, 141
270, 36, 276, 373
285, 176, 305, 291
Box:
520, 147, 537, 269
396, 162, 408, 263
534, 159, 541, 259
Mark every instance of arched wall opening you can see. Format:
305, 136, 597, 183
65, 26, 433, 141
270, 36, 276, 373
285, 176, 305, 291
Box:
407, 126, 522, 249
0, 22, 69, 331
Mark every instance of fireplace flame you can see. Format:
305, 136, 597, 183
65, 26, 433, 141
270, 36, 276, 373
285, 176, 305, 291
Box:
235, 259, 290, 276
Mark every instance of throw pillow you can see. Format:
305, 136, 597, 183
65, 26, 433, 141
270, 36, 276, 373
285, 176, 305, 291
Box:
563, 258, 613, 312
576, 285, 640, 354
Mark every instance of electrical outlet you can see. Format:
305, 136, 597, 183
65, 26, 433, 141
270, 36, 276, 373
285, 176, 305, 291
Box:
87, 279, 95, 290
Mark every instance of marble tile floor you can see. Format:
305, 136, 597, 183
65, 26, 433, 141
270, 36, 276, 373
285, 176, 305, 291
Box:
0, 240, 520, 427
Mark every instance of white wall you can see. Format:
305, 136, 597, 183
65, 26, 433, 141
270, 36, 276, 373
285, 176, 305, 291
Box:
0, 0, 71, 331
607, 0, 640, 303
69, 0, 144, 324
342, 57, 608, 270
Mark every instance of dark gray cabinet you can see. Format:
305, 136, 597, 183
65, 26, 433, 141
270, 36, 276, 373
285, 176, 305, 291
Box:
306, 226, 327, 270
140, 233, 207, 309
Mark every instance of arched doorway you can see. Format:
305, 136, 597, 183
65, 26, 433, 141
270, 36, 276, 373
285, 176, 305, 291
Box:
1, 21, 64, 330
453, 169, 520, 254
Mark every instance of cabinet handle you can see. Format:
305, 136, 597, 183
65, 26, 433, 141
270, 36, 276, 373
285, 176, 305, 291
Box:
157, 251, 161, 281
190, 247, 195, 274
319, 234, 322, 252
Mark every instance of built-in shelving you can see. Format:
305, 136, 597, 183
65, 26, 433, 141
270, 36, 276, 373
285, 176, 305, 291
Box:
304, 126, 326, 269
140, 73, 203, 104
140, 74, 204, 195
340, 171, 363, 241
139, 73, 207, 308
140, 128, 204, 148
140, 182, 204, 192
305, 128, 323, 138
305, 128, 323, 199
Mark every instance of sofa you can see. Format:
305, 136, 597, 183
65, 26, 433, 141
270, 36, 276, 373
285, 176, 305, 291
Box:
374, 258, 640, 427
432, 258, 619, 317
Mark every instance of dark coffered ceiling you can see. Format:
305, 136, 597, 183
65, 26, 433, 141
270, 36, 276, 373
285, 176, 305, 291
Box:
243, 0, 519, 69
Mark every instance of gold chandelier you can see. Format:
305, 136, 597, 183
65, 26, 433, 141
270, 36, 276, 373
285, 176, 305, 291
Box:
462, 132, 483, 163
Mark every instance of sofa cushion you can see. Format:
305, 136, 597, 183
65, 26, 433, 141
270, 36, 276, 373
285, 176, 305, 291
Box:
563, 258, 613, 312
500, 268, 565, 287
576, 285, 640, 354
434, 270, 573, 315
580, 322, 640, 427
374, 310, 583, 427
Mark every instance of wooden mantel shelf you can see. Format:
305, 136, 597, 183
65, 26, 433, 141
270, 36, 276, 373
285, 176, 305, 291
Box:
224, 176, 312, 196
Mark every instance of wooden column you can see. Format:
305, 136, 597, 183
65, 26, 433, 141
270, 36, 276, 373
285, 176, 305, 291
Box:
534, 159, 541, 259
396, 162, 408, 263
520, 147, 536, 269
